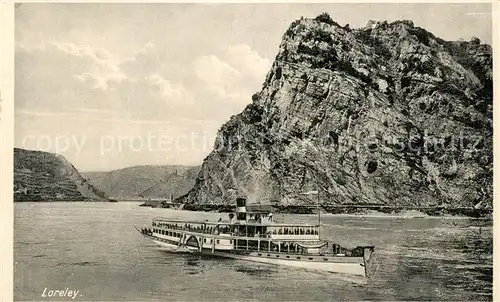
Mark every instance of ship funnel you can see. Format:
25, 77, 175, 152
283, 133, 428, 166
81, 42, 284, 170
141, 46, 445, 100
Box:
235, 197, 247, 223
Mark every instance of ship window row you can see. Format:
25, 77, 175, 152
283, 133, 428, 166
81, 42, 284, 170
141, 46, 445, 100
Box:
152, 222, 225, 235
269, 227, 318, 235
232, 240, 324, 255
202, 239, 227, 244
153, 229, 182, 238
152, 222, 318, 237
253, 253, 330, 262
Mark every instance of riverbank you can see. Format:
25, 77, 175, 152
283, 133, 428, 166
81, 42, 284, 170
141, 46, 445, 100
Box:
138, 201, 492, 219
14, 198, 117, 202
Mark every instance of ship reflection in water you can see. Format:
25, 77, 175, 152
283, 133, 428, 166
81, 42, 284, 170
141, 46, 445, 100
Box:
14, 202, 492, 301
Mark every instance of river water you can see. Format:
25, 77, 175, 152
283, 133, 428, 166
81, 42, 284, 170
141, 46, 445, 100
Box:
14, 202, 492, 301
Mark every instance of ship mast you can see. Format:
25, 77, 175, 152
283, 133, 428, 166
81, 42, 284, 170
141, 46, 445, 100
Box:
301, 189, 321, 236
317, 189, 321, 226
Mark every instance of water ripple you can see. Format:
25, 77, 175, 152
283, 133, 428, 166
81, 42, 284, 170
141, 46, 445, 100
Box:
14, 202, 493, 301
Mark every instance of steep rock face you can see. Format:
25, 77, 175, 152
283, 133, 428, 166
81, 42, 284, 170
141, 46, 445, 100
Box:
185, 14, 492, 209
14, 148, 107, 201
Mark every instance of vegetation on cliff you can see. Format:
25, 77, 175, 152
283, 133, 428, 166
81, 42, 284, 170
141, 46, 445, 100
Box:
14, 148, 107, 201
183, 13, 492, 212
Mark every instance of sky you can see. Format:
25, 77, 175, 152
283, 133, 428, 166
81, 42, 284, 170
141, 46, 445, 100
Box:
14, 3, 492, 171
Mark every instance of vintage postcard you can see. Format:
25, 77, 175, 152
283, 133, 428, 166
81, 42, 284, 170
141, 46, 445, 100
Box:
2, 1, 497, 301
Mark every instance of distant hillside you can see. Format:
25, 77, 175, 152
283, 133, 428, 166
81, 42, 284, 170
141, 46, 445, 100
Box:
81, 171, 108, 184
139, 166, 201, 199
14, 148, 107, 201
82, 165, 194, 199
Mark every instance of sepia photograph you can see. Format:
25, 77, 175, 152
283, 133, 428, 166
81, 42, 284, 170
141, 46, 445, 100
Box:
12, 2, 493, 301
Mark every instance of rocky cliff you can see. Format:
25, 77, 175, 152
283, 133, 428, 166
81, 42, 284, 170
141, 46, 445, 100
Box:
183, 14, 492, 210
14, 148, 107, 201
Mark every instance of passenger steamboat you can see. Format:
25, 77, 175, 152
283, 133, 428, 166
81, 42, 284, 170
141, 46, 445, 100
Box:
136, 196, 375, 277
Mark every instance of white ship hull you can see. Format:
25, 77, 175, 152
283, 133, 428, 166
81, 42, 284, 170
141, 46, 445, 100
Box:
150, 238, 197, 253
146, 235, 369, 277
209, 250, 367, 276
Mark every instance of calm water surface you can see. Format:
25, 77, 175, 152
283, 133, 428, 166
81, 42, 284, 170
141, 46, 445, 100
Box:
14, 202, 492, 301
